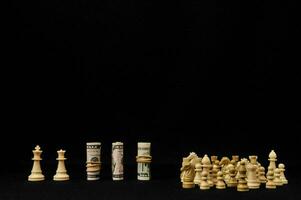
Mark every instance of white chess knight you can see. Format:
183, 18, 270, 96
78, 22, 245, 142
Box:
28, 145, 45, 181
53, 149, 69, 181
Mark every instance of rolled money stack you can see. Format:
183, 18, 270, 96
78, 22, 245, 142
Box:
86, 142, 101, 181
136, 142, 152, 181
112, 142, 124, 180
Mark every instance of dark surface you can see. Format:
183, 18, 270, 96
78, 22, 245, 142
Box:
3, 0, 299, 199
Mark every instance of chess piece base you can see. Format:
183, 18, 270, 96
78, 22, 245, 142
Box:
182, 181, 195, 189
28, 174, 45, 182
216, 185, 226, 189
237, 187, 249, 192
266, 184, 276, 189
53, 174, 69, 181
200, 186, 210, 190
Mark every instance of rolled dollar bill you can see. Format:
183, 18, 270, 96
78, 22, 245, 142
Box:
86, 142, 101, 181
136, 142, 152, 181
112, 142, 124, 180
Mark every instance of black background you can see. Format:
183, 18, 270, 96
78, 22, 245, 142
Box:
2, 0, 300, 199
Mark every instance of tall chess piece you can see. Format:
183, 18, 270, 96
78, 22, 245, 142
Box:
202, 155, 213, 187
278, 163, 288, 184
268, 150, 277, 171
246, 162, 260, 189
266, 166, 276, 189
212, 160, 220, 185
53, 149, 69, 181
237, 159, 249, 192
181, 157, 196, 188
28, 145, 45, 181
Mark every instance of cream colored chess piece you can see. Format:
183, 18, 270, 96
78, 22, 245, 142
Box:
246, 162, 260, 189
28, 145, 45, 181
53, 149, 69, 181
258, 166, 267, 183
227, 164, 237, 187
220, 157, 230, 183
212, 160, 220, 185
194, 158, 202, 185
278, 163, 288, 184
273, 168, 283, 186
200, 170, 210, 190
210, 155, 218, 163
202, 155, 213, 187
180, 152, 198, 183
266, 166, 276, 189
268, 150, 277, 171
232, 155, 239, 163
237, 159, 249, 192
181, 156, 197, 188
216, 171, 226, 189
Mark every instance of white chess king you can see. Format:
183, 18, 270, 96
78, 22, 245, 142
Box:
53, 149, 69, 181
28, 145, 45, 181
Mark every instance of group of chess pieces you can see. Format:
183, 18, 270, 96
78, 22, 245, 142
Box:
28, 145, 69, 181
180, 150, 288, 191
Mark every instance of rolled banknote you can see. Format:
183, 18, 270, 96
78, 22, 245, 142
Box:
112, 142, 124, 180
86, 142, 101, 181
136, 142, 152, 181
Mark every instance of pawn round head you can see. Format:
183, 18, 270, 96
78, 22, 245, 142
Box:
278, 163, 285, 169
217, 171, 223, 177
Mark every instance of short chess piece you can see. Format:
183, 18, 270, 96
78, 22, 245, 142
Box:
216, 171, 226, 189
258, 166, 267, 183
212, 160, 220, 185
201, 155, 213, 187
28, 145, 45, 181
237, 159, 249, 192
278, 163, 288, 184
53, 149, 69, 181
227, 164, 237, 187
266, 166, 276, 189
200, 170, 210, 190
194, 158, 202, 185
273, 168, 283, 186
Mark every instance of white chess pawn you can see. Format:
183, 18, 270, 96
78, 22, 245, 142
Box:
278, 163, 288, 184
258, 166, 267, 183
273, 168, 283, 186
201, 155, 213, 187
216, 171, 226, 189
199, 170, 210, 190
28, 145, 45, 181
268, 150, 277, 171
227, 164, 237, 187
53, 149, 69, 181
266, 166, 276, 189
194, 158, 202, 185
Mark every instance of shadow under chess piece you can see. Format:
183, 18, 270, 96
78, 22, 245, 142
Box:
278, 163, 288, 184
28, 145, 45, 181
53, 149, 69, 181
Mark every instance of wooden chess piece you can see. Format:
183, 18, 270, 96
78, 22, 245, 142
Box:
202, 155, 213, 187
227, 164, 237, 187
180, 152, 198, 183
194, 158, 202, 185
268, 150, 277, 171
212, 160, 220, 185
266, 166, 276, 189
216, 171, 226, 189
246, 162, 260, 189
258, 166, 267, 183
273, 168, 283, 186
237, 159, 249, 192
181, 157, 196, 188
210, 155, 218, 163
28, 145, 45, 181
200, 170, 210, 190
53, 149, 69, 181
278, 163, 288, 184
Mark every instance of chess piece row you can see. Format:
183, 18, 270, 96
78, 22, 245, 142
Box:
28, 142, 152, 182
180, 150, 288, 191
28, 145, 69, 181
